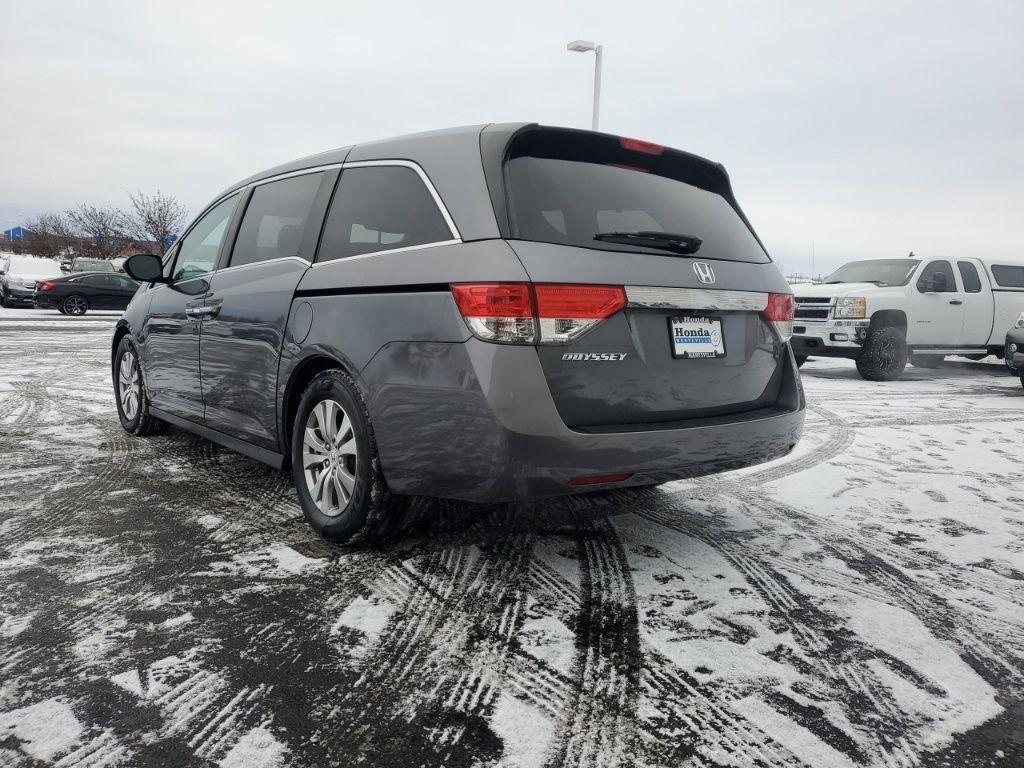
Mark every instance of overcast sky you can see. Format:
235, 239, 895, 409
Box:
1, 0, 1021, 275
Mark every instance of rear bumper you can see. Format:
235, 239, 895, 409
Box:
33, 294, 60, 309
362, 339, 805, 502
791, 319, 869, 358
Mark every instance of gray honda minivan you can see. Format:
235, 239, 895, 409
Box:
115, 124, 804, 542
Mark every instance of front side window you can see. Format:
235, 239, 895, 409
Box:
991, 264, 1024, 288
173, 193, 240, 281
957, 261, 982, 293
504, 130, 769, 263
916, 260, 957, 293
317, 166, 453, 263
230, 173, 324, 267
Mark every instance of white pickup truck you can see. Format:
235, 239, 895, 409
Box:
791, 256, 1024, 380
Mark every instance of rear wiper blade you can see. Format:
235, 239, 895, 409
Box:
593, 230, 703, 255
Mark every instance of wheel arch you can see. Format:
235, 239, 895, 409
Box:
279, 352, 361, 462
111, 321, 132, 371
869, 309, 907, 334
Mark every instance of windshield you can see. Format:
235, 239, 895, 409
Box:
504, 130, 769, 264
72, 259, 114, 272
822, 259, 920, 286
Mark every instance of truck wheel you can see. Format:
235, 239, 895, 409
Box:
1020, 375, 1023, 390
910, 354, 944, 369
856, 327, 907, 381
794, 355, 808, 368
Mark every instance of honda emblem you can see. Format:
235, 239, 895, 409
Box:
693, 262, 716, 284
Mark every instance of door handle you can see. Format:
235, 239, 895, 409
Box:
949, 300, 963, 305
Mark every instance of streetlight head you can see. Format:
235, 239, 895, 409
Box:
567, 39, 597, 53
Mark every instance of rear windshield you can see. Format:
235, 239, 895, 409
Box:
504, 130, 769, 263
73, 259, 114, 272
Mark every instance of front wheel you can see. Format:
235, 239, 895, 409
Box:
62, 294, 89, 316
291, 369, 408, 544
114, 337, 166, 436
856, 327, 908, 381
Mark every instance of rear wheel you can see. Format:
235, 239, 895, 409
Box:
62, 294, 89, 316
856, 327, 907, 381
910, 354, 944, 369
291, 369, 408, 544
114, 337, 166, 436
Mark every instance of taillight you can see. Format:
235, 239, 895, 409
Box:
534, 284, 626, 344
37, 281, 55, 292
764, 293, 795, 342
451, 283, 626, 345
450, 283, 537, 344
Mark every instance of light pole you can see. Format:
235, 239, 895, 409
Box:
566, 39, 603, 131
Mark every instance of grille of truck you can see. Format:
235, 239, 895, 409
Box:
794, 297, 832, 320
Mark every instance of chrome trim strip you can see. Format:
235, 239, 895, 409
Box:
309, 239, 461, 268
625, 286, 769, 312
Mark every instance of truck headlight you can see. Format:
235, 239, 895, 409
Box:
834, 297, 866, 319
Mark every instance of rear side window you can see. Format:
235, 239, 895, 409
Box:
317, 166, 453, 263
504, 130, 769, 263
992, 264, 1024, 288
231, 173, 324, 267
957, 261, 982, 293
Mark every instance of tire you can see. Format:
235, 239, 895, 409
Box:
0, 290, 9, 308
910, 354, 944, 369
856, 326, 908, 381
291, 369, 408, 544
1020, 376, 1024, 390
62, 294, 89, 316
794, 355, 808, 368
113, 337, 166, 436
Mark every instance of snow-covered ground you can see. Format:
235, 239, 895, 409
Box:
0, 307, 1022, 767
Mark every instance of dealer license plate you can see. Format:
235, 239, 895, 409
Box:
670, 316, 726, 359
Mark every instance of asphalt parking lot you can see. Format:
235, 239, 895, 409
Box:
1, 307, 1022, 768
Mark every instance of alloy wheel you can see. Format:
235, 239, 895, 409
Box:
64, 296, 87, 315
118, 350, 141, 420
302, 399, 358, 517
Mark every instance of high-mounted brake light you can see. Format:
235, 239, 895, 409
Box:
619, 137, 665, 156
764, 293, 795, 342
451, 283, 626, 345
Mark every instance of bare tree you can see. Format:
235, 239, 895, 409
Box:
65, 204, 129, 259
118, 190, 188, 257
22, 212, 78, 260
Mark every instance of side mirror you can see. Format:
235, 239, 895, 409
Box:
124, 253, 166, 284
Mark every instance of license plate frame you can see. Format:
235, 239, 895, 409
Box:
669, 315, 726, 359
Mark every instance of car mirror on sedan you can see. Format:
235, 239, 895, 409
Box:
124, 253, 167, 284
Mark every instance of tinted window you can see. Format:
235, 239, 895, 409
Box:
231, 173, 324, 267
173, 194, 239, 281
317, 167, 453, 263
957, 261, 982, 293
916, 260, 957, 293
992, 264, 1024, 288
504, 131, 769, 263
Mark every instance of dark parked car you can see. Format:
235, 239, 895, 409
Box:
35, 272, 140, 315
114, 124, 805, 543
